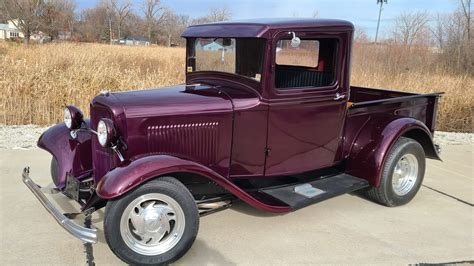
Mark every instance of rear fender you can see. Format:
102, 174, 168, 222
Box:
37, 121, 92, 188
95, 155, 290, 213
346, 116, 440, 187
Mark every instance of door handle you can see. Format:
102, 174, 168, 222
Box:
334, 93, 346, 100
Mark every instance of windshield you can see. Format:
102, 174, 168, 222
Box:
187, 38, 265, 82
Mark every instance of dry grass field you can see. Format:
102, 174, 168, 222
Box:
0, 42, 185, 126
0, 41, 472, 132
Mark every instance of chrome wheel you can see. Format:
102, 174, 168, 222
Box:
120, 193, 185, 256
392, 154, 419, 196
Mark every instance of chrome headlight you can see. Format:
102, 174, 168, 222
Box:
64, 106, 84, 130
97, 118, 116, 147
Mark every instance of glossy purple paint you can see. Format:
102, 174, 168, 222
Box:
37, 19, 441, 212
181, 18, 354, 39
345, 117, 436, 186
96, 154, 290, 212
37, 121, 92, 188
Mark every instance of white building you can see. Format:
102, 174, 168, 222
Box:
0, 20, 24, 40
113, 36, 150, 46
202, 42, 224, 51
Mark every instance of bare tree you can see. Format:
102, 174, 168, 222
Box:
431, 13, 448, 49
191, 7, 232, 25
459, 0, 471, 40
109, 0, 132, 40
0, 7, 7, 22
443, 10, 472, 72
161, 10, 176, 46
141, 0, 165, 43
354, 27, 370, 43
76, 5, 109, 42
40, 0, 75, 40
0, 0, 44, 45
158, 10, 189, 46
392, 11, 430, 47
206, 7, 231, 22
104, 1, 114, 43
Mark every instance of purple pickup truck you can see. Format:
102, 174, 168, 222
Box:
23, 18, 442, 265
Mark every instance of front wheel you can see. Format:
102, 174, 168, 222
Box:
366, 137, 426, 207
104, 177, 199, 265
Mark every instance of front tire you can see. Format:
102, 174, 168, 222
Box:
366, 137, 426, 207
104, 178, 199, 265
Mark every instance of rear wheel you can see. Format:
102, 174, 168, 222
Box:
366, 137, 426, 207
104, 178, 199, 265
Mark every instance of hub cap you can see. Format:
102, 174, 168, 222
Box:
120, 193, 185, 256
392, 154, 419, 196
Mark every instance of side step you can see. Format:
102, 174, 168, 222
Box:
259, 174, 369, 210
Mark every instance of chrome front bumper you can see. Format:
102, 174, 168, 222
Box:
22, 167, 98, 243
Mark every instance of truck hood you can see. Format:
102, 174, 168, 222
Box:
92, 84, 233, 118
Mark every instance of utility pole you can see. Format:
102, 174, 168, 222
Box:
375, 0, 387, 44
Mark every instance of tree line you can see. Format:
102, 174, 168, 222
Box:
355, 0, 472, 74
0, 0, 471, 73
0, 0, 231, 46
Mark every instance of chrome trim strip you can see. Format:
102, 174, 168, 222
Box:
22, 167, 98, 244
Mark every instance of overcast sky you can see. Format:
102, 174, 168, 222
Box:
76, 0, 460, 38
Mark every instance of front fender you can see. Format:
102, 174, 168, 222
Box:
96, 155, 291, 213
346, 116, 440, 187
37, 121, 92, 188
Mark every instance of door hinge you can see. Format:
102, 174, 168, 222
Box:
265, 147, 271, 156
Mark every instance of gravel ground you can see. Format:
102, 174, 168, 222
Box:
0, 124, 472, 150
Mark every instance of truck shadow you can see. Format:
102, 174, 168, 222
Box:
228, 201, 287, 218
176, 239, 236, 265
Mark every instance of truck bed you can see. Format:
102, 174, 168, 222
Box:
342, 86, 442, 162
347, 86, 442, 133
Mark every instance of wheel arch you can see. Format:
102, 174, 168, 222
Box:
155, 172, 230, 199
402, 128, 441, 160
346, 116, 440, 187
95, 155, 291, 213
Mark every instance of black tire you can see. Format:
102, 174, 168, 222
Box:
50, 157, 59, 186
366, 137, 426, 207
104, 179, 199, 265
158, 176, 191, 194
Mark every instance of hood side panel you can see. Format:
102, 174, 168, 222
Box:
91, 84, 235, 181
125, 112, 233, 178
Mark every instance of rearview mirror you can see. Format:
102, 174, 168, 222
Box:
222, 38, 232, 46
289, 32, 301, 48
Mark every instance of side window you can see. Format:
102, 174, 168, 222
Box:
275, 37, 338, 89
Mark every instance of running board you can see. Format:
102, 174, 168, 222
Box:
259, 174, 369, 210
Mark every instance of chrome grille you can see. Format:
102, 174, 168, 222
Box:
90, 104, 116, 182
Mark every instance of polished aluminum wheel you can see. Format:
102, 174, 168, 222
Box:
120, 193, 185, 256
392, 154, 419, 196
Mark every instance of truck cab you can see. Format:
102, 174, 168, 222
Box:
184, 19, 351, 177
23, 19, 442, 265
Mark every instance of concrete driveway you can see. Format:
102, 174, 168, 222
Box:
1, 144, 472, 265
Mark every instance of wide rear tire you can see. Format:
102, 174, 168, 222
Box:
104, 177, 199, 265
366, 137, 426, 207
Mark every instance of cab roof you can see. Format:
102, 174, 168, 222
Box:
181, 18, 354, 38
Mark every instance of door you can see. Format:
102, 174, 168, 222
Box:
264, 32, 350, 176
